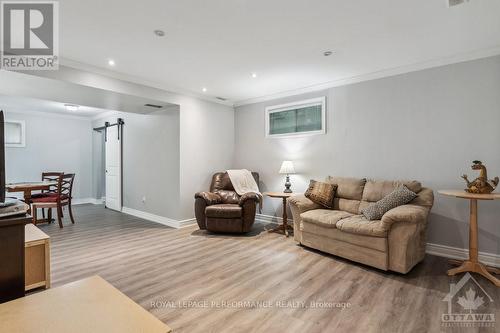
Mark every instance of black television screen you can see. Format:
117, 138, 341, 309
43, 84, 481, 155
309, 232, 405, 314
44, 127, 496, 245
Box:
0, 111, 5, 203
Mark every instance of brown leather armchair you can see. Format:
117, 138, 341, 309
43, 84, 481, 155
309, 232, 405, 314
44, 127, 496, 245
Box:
195, 172, 260, 233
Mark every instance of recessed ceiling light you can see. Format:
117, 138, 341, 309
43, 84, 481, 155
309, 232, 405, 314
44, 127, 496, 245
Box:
202, 87, 207, 92
323, 51, 333, 56
154, 29, 165, 37
108, 59, 115, 66
251, 73, 257, 78
64, 104, 79, 112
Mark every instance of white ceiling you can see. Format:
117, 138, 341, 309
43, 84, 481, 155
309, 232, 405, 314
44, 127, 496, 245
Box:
0, 95, 108, 118
0, 71, 176, 118
59, 0, 500, 104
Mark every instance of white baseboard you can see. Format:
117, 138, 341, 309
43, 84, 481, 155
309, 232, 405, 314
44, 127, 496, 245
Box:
255, 213, 283, 224
72, 197, 105, 205
121, 207, 182, 228
177, 218, 197, 228
426, 243, 500, 268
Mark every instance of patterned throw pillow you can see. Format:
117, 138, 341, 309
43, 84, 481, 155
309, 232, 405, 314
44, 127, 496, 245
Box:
361, 185, 417, 221
305, 180, 338, 208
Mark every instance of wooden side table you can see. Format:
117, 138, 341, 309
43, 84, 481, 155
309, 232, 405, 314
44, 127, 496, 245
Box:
439, 190, 500, 287
263, 192, 294, 237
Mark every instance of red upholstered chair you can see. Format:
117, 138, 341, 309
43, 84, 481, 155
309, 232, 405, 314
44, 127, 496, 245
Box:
30, 172, 64, 219
31, 174, 76, 228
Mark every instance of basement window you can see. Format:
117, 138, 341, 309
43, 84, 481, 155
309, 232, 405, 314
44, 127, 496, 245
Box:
5, 120, 26, 148
265, 97, 326, 138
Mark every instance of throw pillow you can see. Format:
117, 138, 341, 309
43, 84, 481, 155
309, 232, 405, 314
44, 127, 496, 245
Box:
361, 185, 417, 221
305, 180, 338, 208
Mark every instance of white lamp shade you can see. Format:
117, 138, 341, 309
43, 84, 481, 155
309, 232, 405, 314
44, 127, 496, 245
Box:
279, 161, 296, 174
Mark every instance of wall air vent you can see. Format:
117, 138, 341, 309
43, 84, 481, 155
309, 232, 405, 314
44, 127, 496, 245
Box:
144, 103, 163, 109
448, 0, 466, 7
216, 97, 227, 101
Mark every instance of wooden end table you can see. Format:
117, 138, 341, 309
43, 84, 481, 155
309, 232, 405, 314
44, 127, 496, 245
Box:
438, 190, 500, 287
263, 192, 294, 237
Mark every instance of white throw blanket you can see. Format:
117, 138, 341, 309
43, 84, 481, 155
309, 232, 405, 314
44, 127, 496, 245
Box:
227, 169, 260, 195
227, 169, 262, 212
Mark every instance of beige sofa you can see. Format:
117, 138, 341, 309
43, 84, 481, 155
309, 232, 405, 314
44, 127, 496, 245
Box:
289, 177, 434, 273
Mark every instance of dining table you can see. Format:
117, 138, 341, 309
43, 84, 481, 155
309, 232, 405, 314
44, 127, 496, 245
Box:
6, 181, 58, 214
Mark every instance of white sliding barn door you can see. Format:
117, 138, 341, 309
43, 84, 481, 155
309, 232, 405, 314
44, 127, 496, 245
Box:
105, 126, 122, 211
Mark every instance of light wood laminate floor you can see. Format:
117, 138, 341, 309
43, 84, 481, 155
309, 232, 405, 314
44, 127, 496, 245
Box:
35, 204, 499, 333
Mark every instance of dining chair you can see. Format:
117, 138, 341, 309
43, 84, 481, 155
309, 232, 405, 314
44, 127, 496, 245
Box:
30, 172, 64, 219
31, 174, 76, 228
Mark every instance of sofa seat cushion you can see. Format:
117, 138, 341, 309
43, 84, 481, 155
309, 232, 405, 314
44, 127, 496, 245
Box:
300, 209, 353, 228
335, 215, 387, 237
300, 220, 387, 252
205, 204, 242, 218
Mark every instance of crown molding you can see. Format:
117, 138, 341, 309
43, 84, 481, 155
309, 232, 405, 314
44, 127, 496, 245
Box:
60, 45, 500, 109
59, 58, 234, 107
234, 45, 500, 107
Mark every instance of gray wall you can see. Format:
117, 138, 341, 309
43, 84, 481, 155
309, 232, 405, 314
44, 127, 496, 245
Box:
234, 55, 500, 255
92, 108, 181, 219
178, 98, 235, 219
5, 111, 93, 199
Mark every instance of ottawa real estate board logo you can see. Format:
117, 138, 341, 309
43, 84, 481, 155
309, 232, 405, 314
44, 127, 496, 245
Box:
442, 273, 495, 328
1, 1, 59, 70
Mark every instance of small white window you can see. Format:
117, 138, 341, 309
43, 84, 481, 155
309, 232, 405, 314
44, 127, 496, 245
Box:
5, 120, 26, 148
265, 97, 326, 138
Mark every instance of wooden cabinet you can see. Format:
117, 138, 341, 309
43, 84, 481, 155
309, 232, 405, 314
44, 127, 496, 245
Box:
25, 224, 50, 291
0, 215, 30, 303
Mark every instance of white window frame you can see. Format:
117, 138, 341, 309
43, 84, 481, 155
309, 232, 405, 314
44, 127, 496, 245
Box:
5, 120, 26, 148
265, 96, 326, 138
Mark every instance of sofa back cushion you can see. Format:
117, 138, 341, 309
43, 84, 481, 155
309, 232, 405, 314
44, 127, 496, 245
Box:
325, 176, 366, 214
359, 179, 422, 213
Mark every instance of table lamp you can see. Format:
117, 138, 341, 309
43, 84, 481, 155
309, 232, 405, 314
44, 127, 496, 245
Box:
279, 161, 296, 193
